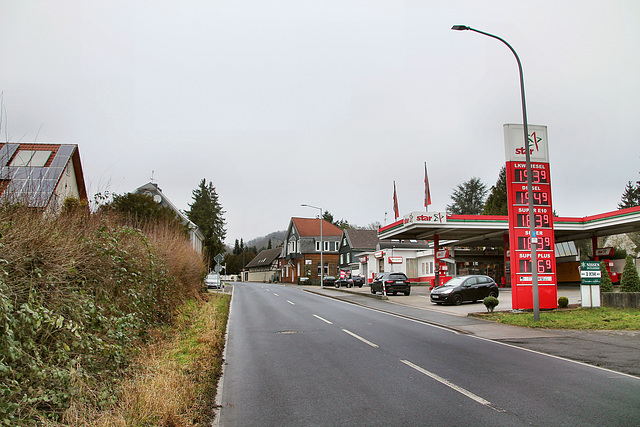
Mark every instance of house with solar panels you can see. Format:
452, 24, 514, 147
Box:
0, 143, 87, 214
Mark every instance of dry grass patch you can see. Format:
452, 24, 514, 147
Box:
84, 294, 231, 427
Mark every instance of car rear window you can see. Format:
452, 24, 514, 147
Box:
390, 274, 407, 280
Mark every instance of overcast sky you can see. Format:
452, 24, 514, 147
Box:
1, 1, 639, 245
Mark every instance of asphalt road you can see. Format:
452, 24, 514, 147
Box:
217, 282, 640, 426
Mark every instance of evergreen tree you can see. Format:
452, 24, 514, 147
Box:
600, 261, 614, 292
620, 255, 640, 292
483, 166, 508, 215
322, 211, 334, 224
618, 181, 640, 209
267, 239, 272, 249
186, 179, 226, 269
233, 239, 241, 255
447, 177, 488, 215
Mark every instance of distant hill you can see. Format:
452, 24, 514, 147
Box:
245, 230, 286, 251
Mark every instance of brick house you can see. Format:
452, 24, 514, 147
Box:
0, 143, 87, 214
280, 217, 343, 284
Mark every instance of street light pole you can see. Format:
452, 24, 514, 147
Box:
452, 25, 540, 321
301, 204, 324, 289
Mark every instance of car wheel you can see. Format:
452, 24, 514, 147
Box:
335, 283, 340, 288
452, 294, 463, 306
371, 287, 376, 294
489, 290, 498, 298
392, 291, 397, 296
358, 284, 363, 288
404, 291, 410, 296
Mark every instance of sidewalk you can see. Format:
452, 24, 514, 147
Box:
290, 284, 640, 378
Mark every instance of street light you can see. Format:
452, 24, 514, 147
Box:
452, 25, 540, 321
301, 204, 324, 289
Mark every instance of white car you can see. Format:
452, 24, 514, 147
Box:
205, 274, 221, 289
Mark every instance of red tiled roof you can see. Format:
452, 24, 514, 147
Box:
291, 217, 343, 237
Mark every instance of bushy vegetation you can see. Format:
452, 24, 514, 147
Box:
483, 296, 499, 312
558, 296, 569, 308
600, 261, 614, 292
620, 255, 640, 292
0, 205, 206, 425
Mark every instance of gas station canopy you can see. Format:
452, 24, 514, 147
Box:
378, 206, 640, 248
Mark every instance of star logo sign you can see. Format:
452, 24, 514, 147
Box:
528, 131, 542, 152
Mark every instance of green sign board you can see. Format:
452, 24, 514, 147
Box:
580, 261, 601, 285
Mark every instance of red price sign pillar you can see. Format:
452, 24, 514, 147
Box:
504, 124, 557, 309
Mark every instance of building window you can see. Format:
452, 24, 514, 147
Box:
324, 241, 330, 251
317, 263, 329, 276
340, 254, 344, 264
347, 253, 351, 263
316, 241, 321, 251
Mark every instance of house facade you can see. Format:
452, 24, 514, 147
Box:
245, 247, 281, 283
279, 217, 343, 284
337, 229, 379, 276
0, 143, 87, 214
134, 182, 205, 254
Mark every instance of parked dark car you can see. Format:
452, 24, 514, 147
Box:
430, 275, 499, 305
334, 277, 353, 288
370, 272, 411, 296
335, 273, 365, 288
351, 275, 365, 287
322, 275, 336, 287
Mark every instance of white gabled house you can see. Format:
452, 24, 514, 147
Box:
135, 182, 205, 254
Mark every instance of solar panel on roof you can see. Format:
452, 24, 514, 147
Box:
44, 167, 63, 181
49, 152, 70, 168
0, 144, 18, 167
12, 168, 30, 180
29, 168, 47, 180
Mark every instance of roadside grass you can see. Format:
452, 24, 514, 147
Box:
86, 293, 231, 427
475, 306, 640, 330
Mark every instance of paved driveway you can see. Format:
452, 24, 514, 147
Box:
326, 284, 583, 316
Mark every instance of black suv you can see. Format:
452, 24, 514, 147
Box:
370, 272, 411, 296
430, 275, 499, 305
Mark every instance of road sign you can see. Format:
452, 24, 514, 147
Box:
580, 261, 601, 285
214, 254, 224, 264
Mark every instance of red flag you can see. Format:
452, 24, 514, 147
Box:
424, 162, 432, 208
393, 181, 399, 220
